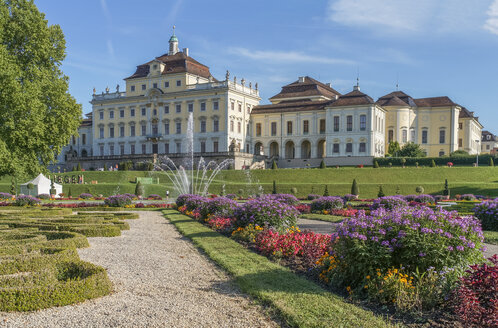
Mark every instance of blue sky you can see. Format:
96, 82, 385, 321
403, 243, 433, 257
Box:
36, 0, 498, 134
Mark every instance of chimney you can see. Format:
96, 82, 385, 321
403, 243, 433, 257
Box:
298, 76, 305, 83
183, 48, 189, 56
353, 85, 360, 91
326, 83, 332, 88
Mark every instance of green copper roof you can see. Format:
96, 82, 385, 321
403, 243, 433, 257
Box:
169, 35, 178, 42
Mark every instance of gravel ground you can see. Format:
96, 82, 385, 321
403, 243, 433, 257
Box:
297, 218, 498, 258
1, 211, 278, 328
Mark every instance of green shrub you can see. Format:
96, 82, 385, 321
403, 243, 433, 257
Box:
351, 179, 359, 196
135, 181, 144, 197
373, 161, 379, 168
320, 159, 326, 169
272, 160, 278, 169
377, 185, 385, 198
290, 187, 298, 195
443, 179, 450, 196
323, 185, 329, 196
272, 180, 277, 194
415, 186, 424, 194
15, 195, 41, 206
430, 160, 436, 167
490, 157, 494, 167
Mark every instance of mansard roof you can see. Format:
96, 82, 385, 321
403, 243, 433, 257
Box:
269, 76, 341, 101
125, 51, 213, 80
414, 96, 458, 107
328, 89, 375, 107
252, 99, 330, 114
377, 91, 417, 107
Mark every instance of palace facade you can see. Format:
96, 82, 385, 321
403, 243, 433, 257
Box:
55, 31, 485, 170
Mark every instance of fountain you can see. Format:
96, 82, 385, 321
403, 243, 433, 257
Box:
154, 113, 233, 196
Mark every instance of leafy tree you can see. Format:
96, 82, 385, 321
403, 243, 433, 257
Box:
323, 185, 329, 196
400, 158, 407, 167
373, 160, 379, 168
377, 185, 385, 198
0, 0, 81, 177
135, 181, 144, 197
320, 159, 326, 169
398, 142, 426, 158
271, 160, 278, 169
387, 141, 401, 156
272, 180, 277, 194
76, 163, 82, 171
351, 179, 359, 196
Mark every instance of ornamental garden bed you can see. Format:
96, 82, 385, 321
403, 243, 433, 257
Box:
172, 194, 498, 328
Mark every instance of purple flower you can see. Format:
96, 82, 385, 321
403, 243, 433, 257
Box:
456, 245, 464, 251
381, 240, 390, 246
419, 252, 426, 257
447, 246, 454, 251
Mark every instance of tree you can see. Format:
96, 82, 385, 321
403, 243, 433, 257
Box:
135, 181, 144, 197
430, 160, 436, 167
323, 185, 329, 196
272, 180, 277, 194
387, 141, 401, 156
271, 160, 278, 169
76, 163, 82, 171
104, 163, 108, 171
351, 179, 359, 196
0, 0, 81, 177
490, 158, 494, 167
10, 177, 16, 195
443, 179, 450, 197
373, 160, 379, 168
49, 179, 56, 197
398, 142, 426, 158
377, 185, 385, 198
320, 159, 326, 169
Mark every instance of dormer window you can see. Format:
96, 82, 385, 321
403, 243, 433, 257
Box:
153, 64, 158, 70
153, 83, 158, 89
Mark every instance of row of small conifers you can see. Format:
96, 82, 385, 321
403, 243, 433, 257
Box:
0, 208, 138, 311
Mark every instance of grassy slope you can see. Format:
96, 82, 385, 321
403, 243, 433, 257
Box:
1, 167, 496, 198
484, 231, 498, 245
164, 209, 394, 328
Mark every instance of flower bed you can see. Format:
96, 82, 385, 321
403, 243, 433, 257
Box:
15, 195, 41, 206
0, 192, 13, 200
310, 196, 344, 212
371, 196, 408, 210
235, 197, 299, 231
79, 193, 93, 199
473, 199, 498, 231
200, 197, 239, 219
104, 195, 132, 207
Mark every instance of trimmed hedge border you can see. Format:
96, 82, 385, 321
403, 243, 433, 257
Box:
375, 154, 497, 167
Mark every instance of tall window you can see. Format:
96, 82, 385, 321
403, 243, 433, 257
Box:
109, 127, 114, 138
200, 141, 206, 153
164, 81, 169, 88
256, 123, 262, 136
333, 143, 340, 153
130, 108, 135, 117
176, 80, 181, 86
247, 105, 251, 114
120, 144, 125, 155
213, 119, 219, 132
238, 103, 242, 112
164, 143, 169, 154
319, 119, 326, 134
213, 141, 219, 153
130, 85, 135, 92
164, 123, 170, 135
360, 115, 366, 131
110, 144, 114, 155
287, 121, 293, 135
237, 122, 241, 133
176, 104, 181, 113
439, 129, 446, 144
388, 129, 394, 143
141, 84, 146, 90
120, 109, 125, 118
153, 82, 157, 89
303, 120, 309, 134
346, 116, 352, 131
410, 129, 415, 142
141, 124, 146, 136
82, 134, 86, 145
109, 110, 114, 119
141, 108, 146, 116
458, 138, 463, 148
120, 126, 125, 137
200, 120, 206, 133
130, 125, 135, 137
422, 130, 428, 144
176, 142, 181, 153
346, 143, 353, 152
99, 127, 104, 139
99, 111, 104, 120
402, 129, 408, 143
176, 122, 181, 134
188, 103, 193, 112
142, 144, 146, 154
164, 105, 169, 114
333, 116, 339, 132
200, 102, 206, 111
130, 144, 135, 155
99, 145, 104, 156
231, 102, 235, 111
230, 120, 234, 132
213, 101, 219, 110
359, 142, 366, 152
152, 123, 158, 135
271, 122, 277, 136
459, 122, 463, 129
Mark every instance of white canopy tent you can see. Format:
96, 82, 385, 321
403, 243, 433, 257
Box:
20, 174, 62, 197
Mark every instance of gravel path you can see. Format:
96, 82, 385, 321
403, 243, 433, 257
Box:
1, 211, 278, 328
297, 218, 498, 258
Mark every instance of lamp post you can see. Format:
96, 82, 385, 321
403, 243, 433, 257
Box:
475, 140, 480, 167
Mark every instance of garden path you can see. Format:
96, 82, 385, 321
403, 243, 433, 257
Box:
297, 218, 498, 258
1, 211, 277, 328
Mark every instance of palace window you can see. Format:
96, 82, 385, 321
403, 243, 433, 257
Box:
346, 142, 353, 153
422, 130, 428, 144
142, 144, 146, 154
459, 122, 463, 129
176, 80, 181, 86
131, 85, 135, 92
99, 111, 104, 120
99, 145, 104, 156
346, 116, 352, 131
164, 123, 170, 135
256, 123, 262, 136
110, 144, 114, 156
164, 143, 169, 154
153, 82, 157, 89
141, 108, 146, 116
200, 102, 206, 111
410, 129, 415, 142
359, 142, 366, 152
120, 126, 125, 137
153, 109, 157, 116
164, 105, 169, 114
320, 119, 326, 134
439, 151, 445, 156
176, 122, 181, 134
130, 108, 135, 117
360, 115, 366, 131
130, 125, 135, 137
213, 119, 219, 132
109, 110, 114, 119
271, 122, 277, 136
334, 116, 339, 132
213, 101, 219, 110
230, 120, 234, 132
152, 123, 158, 135
388, 129, 394, 143
164, 81, 169, 88
333, 143, 340, 153
176, 142, 181, 153
141, 84, 146, 90
99, 127, 104, 139
200, 141, 206, 153
120, 109, 124, 118
402, 129, 408, 143
200, 120, 206, 133
141, 124, 146, 136
247, 105, 251, 114
109, 127, 114, 138
439, 129, 446, 144
130, 144, 135, 155
458, 138, 463, 148
303, 120, 309, 134
82, 134, 86, 145
237, 122, 241, 133
188, 103, 193, 112
213, 141, 219, 153
287, 121, 293, 135
238, 103, 242, 112
120, 144, 125, 155
176, 104, 181, 113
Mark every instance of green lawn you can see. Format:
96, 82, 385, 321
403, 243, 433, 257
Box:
164, 209, 395, 328
300, 214, 344, 223
2, 166, 496, 198
484, 231, 498, 245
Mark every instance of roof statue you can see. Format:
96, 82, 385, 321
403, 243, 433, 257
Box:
225, 70, 230, 81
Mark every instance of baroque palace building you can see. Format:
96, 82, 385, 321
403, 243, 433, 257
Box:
55, 31, 485, 170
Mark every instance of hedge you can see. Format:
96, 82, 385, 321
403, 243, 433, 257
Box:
374, 154, 497, 167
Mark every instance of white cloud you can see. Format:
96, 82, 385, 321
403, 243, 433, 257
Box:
327, 0, 490, 35
484, 0, 498, 35
228, 47, 356, 65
